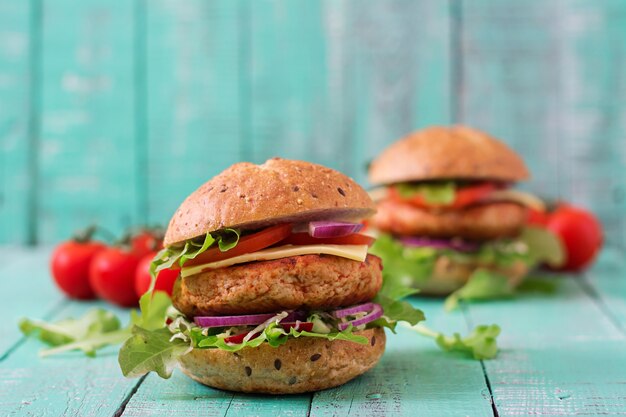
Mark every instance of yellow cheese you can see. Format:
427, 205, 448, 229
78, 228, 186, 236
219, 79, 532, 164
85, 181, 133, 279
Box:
180, 244, 369, 278
484, 189, 546, 211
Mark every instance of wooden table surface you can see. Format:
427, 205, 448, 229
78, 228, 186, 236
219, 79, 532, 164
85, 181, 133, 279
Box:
1, 246, 625, 417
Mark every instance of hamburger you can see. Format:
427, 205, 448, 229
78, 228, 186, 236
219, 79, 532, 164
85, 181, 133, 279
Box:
119, 158, 423, 393
367, 126, 563, 300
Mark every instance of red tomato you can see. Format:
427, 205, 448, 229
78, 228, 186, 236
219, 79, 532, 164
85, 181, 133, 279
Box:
546, 204, 603, 271
89, 248, 142, 307
527, 208, 550, 226
134, 252, 179, 297
182, 224, 292, 268
131, 231, 163, 257
280, 233, 375, 247
389, 182, 499, 209
224, 331, 260, 344
50, 241, 107, 300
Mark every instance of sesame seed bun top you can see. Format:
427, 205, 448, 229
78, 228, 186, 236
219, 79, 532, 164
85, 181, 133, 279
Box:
368, 125, 529, 185
164, 158, 375, 247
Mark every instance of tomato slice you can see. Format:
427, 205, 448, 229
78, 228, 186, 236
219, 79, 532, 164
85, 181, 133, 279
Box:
182, 224, 292, 267
389, 182, 499, 209
224, 331, 260, 344
279, 233, 375, 247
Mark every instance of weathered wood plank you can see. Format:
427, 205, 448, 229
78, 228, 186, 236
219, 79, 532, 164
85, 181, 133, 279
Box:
145, 0, 244, 226
465, 272, 626, 415
459, 0, 626, 248
0, 0, 34, 244
37, 0, 139, 243
345, 0, 452, 184
0, 247, 65, 358
0, 300, 140, 417
249, 0, 451, 185
310, 299, 493, 417
121, 371, 311, 417
581, 248, 626, 335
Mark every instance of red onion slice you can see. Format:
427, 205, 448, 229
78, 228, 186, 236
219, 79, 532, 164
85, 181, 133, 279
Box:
332, 302, 375, 319
194, 313, 276, 328
309, 221, 363, 238
338, 303, 383, 331
398, 236, 480, 252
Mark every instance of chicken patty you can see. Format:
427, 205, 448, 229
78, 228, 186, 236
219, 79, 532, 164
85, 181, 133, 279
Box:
371, 200, 527, 240
172, 254, 382, 317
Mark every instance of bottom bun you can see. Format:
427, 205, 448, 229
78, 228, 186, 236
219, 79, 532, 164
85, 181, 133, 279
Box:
416, 257, 529, 296
178, 328, 385, 394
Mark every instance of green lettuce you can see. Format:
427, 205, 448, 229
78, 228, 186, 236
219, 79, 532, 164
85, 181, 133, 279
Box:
371, 228, 565, 295
405, 323, 501, 360
395, 182, 456, 205
444, 269, 514, 311
19, 308, 130, 357
148, 228, 240, 292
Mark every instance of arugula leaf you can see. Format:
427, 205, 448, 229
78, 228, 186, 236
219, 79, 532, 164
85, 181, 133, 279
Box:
519, 226, 565, 267
405, 323, 501, 360
119, 326, 191, 379
19, 308, 129, 357
370, 234, 437, 286
371, 293, 425, 332
137, 291, 172, 330
444, 269, 514, 311
395, 182, 456, 205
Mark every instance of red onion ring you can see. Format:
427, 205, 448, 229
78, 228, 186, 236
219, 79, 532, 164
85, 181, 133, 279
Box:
309, 221, 363, 238
332, 302, 375, 319
337, 303, 383, 331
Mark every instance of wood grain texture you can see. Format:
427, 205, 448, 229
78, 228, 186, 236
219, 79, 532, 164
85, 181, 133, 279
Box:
145, 0, 244, 226
121, 371, 311, 417
310, 299, 494, 417
0, 0, 34, 244
0, 302, 140, 417
37, 0, 140, 243
459, 0, 626, 248
0, 247, 64, 358
465, 274, 626, 415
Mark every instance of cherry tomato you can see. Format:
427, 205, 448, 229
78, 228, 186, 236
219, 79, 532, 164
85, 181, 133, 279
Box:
131, 230, 163, 257
546, 204, 603, 271
280, 233, 375, 247
51, 241, 107, 300
182, 224, 292, 268
527, 207, 550, 226
89, 248, 142, 307
134, 252, 179, 297
389, 182, 499, 209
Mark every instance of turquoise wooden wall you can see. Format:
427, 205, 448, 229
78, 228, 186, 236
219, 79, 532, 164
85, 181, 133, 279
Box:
0, 0, 624, 246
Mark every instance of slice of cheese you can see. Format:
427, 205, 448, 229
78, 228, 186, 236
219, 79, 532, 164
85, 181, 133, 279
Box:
483, 189, 546, 211
180, 244, 369, 278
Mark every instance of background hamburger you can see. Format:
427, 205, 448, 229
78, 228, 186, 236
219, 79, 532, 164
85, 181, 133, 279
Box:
119, 158, 423, 394
368, 126, 564, 306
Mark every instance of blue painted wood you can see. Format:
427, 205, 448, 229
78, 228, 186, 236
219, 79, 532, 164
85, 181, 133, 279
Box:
464, 273, 626, 415
459, 0, 626, 248
0, 247, 65, 357
310, 299, 493, 416
145, 0, 245, 226
2, 247, 626, 415
37, 0, 141, 243
0, 0, 34, 244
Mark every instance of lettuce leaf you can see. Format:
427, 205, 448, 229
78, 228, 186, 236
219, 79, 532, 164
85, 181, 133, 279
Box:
395, 182, 456, 205
405, 323, 501, 360
119, 326, 191, 379
444, 269, 514, 311
19, 309, 130, 357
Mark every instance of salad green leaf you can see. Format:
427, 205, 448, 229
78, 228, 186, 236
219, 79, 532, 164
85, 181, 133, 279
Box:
444, 269, 514, 311
405, 323, 501, 360
519, 226, 565, 267
119, 326, 191, 378
19, 308, 130, 357
395, 182, 456, 205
